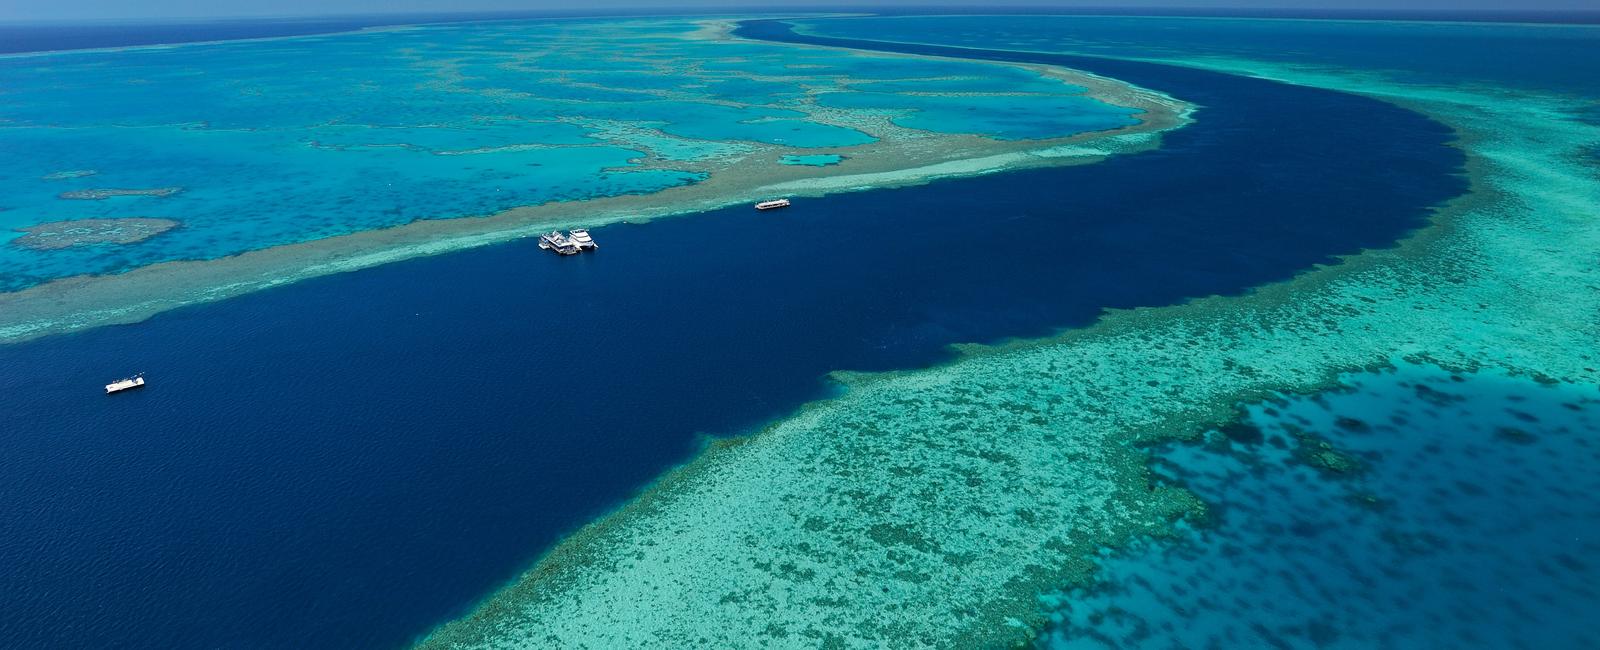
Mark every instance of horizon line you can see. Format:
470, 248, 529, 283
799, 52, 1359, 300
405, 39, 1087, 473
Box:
3, 5, 1600, 27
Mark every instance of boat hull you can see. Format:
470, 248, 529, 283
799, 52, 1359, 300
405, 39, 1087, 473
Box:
105, 378, 145, 394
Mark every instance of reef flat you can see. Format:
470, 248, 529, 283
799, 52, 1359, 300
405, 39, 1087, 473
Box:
12, 218, 179, 250
417, 20, 1600, 650
0, 17, 1183, 344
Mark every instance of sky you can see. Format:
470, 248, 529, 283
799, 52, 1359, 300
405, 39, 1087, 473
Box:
1, 0, 1594, 22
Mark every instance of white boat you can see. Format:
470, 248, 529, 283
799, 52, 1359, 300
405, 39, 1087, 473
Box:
105, 374, 145, 394
538, 230, 581, 255
755, 198, 791, 211
568, 228, 598, 251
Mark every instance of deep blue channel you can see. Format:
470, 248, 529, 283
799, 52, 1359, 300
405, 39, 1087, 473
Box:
0, 18, 1465, 649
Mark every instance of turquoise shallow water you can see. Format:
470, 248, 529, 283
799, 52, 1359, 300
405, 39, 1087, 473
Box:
786, 15, 1600, 649
779, 153, 845, 166
1043, 366, 1600, 649
0, 17, 1138, 293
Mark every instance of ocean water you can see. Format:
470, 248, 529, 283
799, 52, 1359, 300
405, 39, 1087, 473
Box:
797, 14, 1600, 98
0, 15, 1466, 647
0, 16, 1136, 292
1042, 365, 1600, 649
789, 14, 1600, 650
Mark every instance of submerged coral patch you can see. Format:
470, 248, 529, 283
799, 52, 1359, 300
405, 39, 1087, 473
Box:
41, 169, 97, 181
1041, 365, 1600, 649
57, 187, 181, 200
13, 218, 179, 250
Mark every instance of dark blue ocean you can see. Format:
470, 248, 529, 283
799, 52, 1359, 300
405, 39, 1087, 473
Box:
0, 14, 1475, 649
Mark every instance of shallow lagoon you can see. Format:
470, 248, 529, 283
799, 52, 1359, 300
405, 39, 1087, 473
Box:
779, 153, 845, 166
0, 17, 1138, 292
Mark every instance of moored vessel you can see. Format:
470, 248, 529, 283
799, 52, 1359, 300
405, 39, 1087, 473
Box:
755, 198, 791, 210
105, 373, 145, 394
568, 228, 598, 251
538, 230, 582, 255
